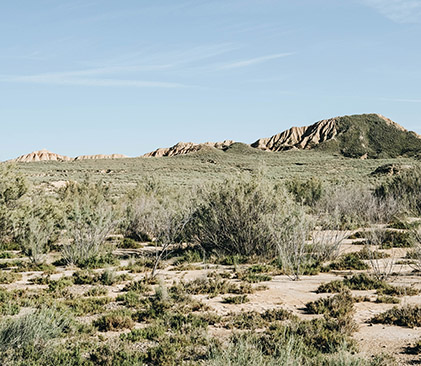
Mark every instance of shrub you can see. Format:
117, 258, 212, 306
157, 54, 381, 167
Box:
118, 237, 142, 249
0, 271, 22, 284
188, 175, 290, 257
223, 295, 249, 304
60, 180, 118, 267
0, 164, 28, 244
315, 185, 397, 229
305, 291, 355, 318
287, 177, 324, 206
276, 207, 315, 280
65, 297, 112, 316
370, 305, 421, 328
0, 307, 71, 351
375, 295, 400, 304
94, 310, 134, 331
326, 252, 369, 271
120, 323, 165, 342
375, 166, 421, 216
178, 275, 253, 297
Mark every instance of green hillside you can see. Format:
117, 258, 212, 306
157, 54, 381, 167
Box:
317, 114, 421, 158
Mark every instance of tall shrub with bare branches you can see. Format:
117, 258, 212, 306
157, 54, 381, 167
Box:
188, 175, 290, 257
60, 181, 117, 266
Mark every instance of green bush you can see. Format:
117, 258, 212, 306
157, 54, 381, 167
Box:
305, 290, 355, 318
287, 177, 324, 206
0, 164, 28, 244
94, 311, 134, 331
188, 175, 290, 257
370, 305, 421, 328
375, 166, 421, 215
0, 307, 71, 351
326, 253, 369, 271
60, 180, 118, 267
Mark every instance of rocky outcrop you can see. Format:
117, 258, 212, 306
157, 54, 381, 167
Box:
12, 150, 127, 163
143, 140, 235, 157
13, 149, 72, 163
74, 154, 127, 160
251, 117, 338, 151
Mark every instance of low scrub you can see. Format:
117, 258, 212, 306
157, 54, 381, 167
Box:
370, 305, 421, 328
94, 310, 134, 331
305, 290, 355, 318
0, 307, 71, 351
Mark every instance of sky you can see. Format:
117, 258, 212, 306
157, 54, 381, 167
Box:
0, 0, 420, 160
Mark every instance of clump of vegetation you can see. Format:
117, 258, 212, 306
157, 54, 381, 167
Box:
370, 305, 421, 328
117, 237, 142, 249
317, 273, 419, 297
325, 252, 369, 271
379, 230, 414, 249
60, 180, 118, 267
0, 271, 22, 284
223, 295, 249, 304
94, 310, 134, 331
236, 264, 272, 283
287, 177, 324, 206
65, 296, 112, 316
305, 290, 355, 319
375, 295, 400, 304
375, 165, 421, 216
0, 164, 28, 245
188, 175, 290, 257
177, 275, 253, 297
0, 307, 71, 352
72, 269, 129, 286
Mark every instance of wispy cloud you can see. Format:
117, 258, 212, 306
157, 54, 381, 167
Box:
0, 66, 186, 88
217, 52, 294, 70
378, 97, 421, 103
361, 0, 421, 23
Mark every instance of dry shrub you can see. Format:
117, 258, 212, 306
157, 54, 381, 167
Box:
316, 185, 398, 229
60, 180, 118, 267
189, 175, 290, 257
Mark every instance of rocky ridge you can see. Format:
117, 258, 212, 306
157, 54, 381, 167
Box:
11, 150, 127, 163
143, 140, 235, 157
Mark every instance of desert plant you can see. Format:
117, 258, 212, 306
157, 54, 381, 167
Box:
276, 207, 314, 280
0, 307, 71, 351
375, 166, 421, 216
326, 252, 369, 271
406, 227, 421, 272
287, 176, 324, 207
94, 310, 134, 331
365, 229, 397, 280
315, 185, 398, 229
370, 305, 421, 328
305, 290, 355, 318
189, 175, 290, 257
60, 180, 118, 266
15, 195, 59, 265
0, 164, 28, 243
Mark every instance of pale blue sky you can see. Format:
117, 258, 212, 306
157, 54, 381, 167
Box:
1, 0, 420, 160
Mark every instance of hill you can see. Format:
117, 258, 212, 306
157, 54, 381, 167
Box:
253, 114, 421, 159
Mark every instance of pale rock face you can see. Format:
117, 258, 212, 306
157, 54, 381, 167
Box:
12, 150, 128, 163
74, 154, 127, 160
143, 140, 235, 157
251, 118, 338, 151
13, 149, 72, 163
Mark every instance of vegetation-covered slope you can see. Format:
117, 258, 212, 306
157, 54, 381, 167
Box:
319, 114, 421, 159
